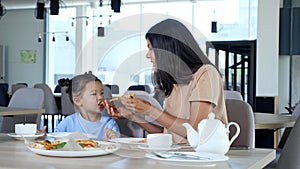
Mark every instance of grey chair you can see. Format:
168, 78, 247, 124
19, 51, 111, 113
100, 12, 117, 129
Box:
128, 85, 151, 94
277, 102, 300, 149
11, 83, 27, 95
224, 90, 243, 100
34, 83, 60, 132
0, 88, 44, 133
0, 83, 9, 106
101, 85, 113, 116
264, 116, 300, 169
60, 86, 75, 118
225, 99, 255, 148
105, 84, 119, 95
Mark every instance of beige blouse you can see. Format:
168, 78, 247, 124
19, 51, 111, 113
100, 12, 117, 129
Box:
164, 64, 227, 144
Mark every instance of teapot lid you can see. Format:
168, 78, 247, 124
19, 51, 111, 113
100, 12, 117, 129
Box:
199, 113, 222, 144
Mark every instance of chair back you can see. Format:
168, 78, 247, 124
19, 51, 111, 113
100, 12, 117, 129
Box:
277, 102, 300, 149
128, 85, 151, 94
34, 83, 59, 115
225, 99, 255, 148
0, 83, 9, 106
1, 88, 44, 133
101, 85, 113, 116
276, 116, 300, 169
105, 84, 119, 95
224, 90, 243, 100
11, 83, 27, 95
104, 85, 112, 100
60, 86, 75, 116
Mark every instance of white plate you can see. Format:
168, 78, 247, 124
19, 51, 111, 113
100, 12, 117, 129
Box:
47, 132, 96, 139
27, 141, 120, 157
109, 138, 147, 150
8, 133, 44, 141
145, 152, 229, 167
109, 138, 146, 145
47, 132, 72, 138
138, 144, 181, 152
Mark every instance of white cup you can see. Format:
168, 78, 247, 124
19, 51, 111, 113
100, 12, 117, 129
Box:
15, 123, 37, 135
147, 133, 172, 148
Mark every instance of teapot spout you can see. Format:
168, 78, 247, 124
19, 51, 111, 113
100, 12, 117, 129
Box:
182, 123, 199, 147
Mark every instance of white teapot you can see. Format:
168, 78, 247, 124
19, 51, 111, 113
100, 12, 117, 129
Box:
182, 113, 240, 155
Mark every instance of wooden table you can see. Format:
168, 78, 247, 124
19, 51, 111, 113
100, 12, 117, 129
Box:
0, 106, 45, 116
254, 112, 297, 148
254, 112, 297, 129
0, 134, 275, 169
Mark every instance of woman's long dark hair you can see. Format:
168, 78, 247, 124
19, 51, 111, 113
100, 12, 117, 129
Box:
145, 19, 218, 96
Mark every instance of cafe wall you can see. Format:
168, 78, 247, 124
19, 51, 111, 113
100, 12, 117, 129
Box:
0, 9, 45, 92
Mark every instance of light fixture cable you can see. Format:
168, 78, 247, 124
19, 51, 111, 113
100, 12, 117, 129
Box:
0, 0, 7, 19
37, 31, 69, 43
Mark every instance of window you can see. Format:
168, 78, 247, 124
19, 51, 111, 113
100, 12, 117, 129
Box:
47, 0, 257, 94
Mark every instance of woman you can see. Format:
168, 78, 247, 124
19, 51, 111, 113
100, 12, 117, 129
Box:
108, 19, 227, 144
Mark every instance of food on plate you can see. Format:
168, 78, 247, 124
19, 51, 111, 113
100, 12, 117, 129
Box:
76, 139, 97, 148
29, 139, 117, 150
109, 93, 136, 102
132, 138, 147, 143
29, 140, 66, 150
138, 138, 147, 143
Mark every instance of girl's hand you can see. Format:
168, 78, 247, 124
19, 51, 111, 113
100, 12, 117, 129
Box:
105, 128, 117, 140
37, 126, 47, 134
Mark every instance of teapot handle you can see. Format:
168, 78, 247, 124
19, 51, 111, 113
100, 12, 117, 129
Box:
228, 122, 241, 145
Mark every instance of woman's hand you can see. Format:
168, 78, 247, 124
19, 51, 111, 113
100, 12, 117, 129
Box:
104, 100, 135, 119
105, 128, 117, 140
104, 100, 124, 119
120, 97, 153, 115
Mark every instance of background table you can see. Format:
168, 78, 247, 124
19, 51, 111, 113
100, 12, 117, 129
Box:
0, 134, 275, 169
254, 112, 297, 148
254, 112, 297, 129
0, 106, 45, 116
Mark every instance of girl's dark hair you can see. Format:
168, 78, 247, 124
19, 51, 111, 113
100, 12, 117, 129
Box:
58, 72, 102, 103
145, 19, 219, 96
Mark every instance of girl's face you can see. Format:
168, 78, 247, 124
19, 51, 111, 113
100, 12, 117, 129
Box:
74, 81, 105, 115
146, 38, 158, 71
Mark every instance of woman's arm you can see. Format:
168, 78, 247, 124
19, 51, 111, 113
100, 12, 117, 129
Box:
105, 101, 163, 133
117, 107, 164, 133
122, 97, 213, 137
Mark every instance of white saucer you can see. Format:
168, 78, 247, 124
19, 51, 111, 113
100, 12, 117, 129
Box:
8, 133, 44, 141
138, 144, 181, 152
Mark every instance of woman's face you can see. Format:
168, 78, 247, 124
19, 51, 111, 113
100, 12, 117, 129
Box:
146, 38, 158, 71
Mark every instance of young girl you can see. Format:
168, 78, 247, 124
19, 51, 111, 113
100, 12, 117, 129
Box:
55, 73, 120, 140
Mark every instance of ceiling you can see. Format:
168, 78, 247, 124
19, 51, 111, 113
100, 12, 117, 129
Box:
1, 0, 192, 10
